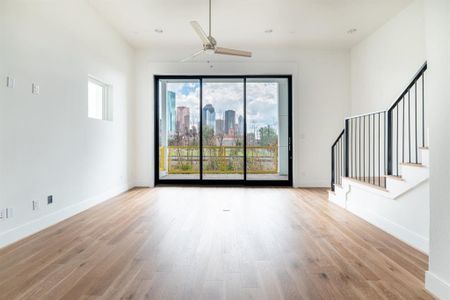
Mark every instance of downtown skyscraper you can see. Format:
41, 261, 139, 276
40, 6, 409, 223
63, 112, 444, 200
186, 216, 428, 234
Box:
167, 91, 176, 133
224, 110, 236, 135
202, 104, 216, 131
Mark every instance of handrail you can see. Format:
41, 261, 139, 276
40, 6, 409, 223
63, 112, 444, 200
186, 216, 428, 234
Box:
332, 129, 345, 147
161, 145, 279, 175
345, 110, 386, 120
331, 130, 345, 191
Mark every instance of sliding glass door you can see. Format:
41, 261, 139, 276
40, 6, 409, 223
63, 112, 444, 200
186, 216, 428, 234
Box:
246, 78, 290, 181
203, 79, 245, 180
157, 79, 200, 180
155, 76, 292, 185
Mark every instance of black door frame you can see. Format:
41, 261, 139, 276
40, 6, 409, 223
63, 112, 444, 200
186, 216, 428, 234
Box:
154, 75, 293, 186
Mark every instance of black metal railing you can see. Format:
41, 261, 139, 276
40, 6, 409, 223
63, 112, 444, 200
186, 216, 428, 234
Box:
346, 111, 387, 188
387, 62, 427, 176
331, 130, 344, 191
330, 62, 427, 191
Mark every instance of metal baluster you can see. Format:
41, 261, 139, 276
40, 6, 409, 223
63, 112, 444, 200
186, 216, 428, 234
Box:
384, 111, 387, 179
415, 83, 418, 163
359, 117, 361, 181
408, 90, 411, 163
345, 119, 349, 178
402, 97, 405, 163
354, 119, 356, 179
350, 119, 352, 178
368, 114, 371, 182
422, 74, 425, 147
331, 145, 335, 191
363, 116, 366, 182
396, 105, 399, 176
339, 138, 341, 184
378, 112, 381, 186
341, 138, 344, 184
373, 114, 375, 185
387, 109, 392, 177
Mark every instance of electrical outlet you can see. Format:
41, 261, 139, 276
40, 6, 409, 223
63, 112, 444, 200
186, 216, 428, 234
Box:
47, 195, 53, 205
32, 200, 40, 211
32, 83, 40, 95
5, 208, 13, 219
6, 76, 15, 88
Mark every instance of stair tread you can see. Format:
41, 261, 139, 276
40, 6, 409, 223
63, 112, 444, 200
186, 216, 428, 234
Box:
400, 162, 426, 168
343, 177, 388, 192
385, 175, 404, 181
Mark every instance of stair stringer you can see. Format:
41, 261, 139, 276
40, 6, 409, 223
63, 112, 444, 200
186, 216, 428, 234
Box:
328, 148, 430, 253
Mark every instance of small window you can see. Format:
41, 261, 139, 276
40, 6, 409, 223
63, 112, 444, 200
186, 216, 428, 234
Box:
88, 76, 112, 121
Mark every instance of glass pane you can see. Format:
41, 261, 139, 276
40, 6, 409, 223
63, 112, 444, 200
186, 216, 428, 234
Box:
158, 79, 200, 180
202, 79, 244, 180
246, 78, 289, 181
88, 80, 103, 120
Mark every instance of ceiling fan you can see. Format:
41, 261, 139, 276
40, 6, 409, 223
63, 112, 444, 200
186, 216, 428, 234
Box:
181, 0, 252, 62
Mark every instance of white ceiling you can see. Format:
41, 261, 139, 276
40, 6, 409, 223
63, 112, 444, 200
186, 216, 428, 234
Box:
88, 0, 412, 50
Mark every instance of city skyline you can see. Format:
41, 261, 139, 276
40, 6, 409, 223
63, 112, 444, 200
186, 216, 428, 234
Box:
168, 90, 245, 137
165, 82, 279, 142
165, 81, 278, 129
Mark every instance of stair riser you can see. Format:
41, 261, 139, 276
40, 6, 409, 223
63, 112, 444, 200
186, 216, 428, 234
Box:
420, 149, 430, 167
386, 178, 405, 192
401, 165, 429, 183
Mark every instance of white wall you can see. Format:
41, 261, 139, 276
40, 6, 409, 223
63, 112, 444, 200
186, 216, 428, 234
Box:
0, 0, 135, 247
134, 48, 350, 187
350, 0, 426, 115
424, 0, 450, 298
345, 181, 429, 253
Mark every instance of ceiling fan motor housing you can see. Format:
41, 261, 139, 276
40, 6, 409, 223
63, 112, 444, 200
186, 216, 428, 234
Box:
207, 36, 216, 47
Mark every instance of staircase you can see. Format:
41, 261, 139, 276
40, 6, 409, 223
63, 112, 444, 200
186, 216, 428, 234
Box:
329, 63, 429, 253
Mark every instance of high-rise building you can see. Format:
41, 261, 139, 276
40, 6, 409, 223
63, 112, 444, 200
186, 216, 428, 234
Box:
167, 91, 176, 133
215, 119, 224, 135
238, 115, 244, 135
224, 110, 236, 135
202, 104, 216, 131
176, 106, 190, 134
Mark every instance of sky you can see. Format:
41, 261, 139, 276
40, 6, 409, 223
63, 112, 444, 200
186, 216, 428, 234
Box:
164, 80, 280, 131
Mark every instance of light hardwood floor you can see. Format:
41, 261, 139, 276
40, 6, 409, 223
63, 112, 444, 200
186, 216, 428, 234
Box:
0, 188, 433, 300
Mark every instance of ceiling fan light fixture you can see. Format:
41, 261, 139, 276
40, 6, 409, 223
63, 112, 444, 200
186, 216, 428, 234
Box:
154, 28, 164, 33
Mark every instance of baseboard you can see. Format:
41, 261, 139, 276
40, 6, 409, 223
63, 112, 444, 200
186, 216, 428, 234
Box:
134, 180, 152, 187
295, 180, 330, 188
328, 193, 346, 208
0, 184, 132, 249
347, 205, 429, 254
426, 271, 450, 299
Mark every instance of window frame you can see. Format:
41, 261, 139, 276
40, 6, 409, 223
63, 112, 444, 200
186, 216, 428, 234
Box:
154, 75, 293, 187
88, 75, 113, 121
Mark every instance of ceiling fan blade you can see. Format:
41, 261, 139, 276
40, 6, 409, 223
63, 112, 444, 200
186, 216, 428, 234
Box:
190, 21, 210, 45
214, 47, 252, 57
180, 49, 205, 62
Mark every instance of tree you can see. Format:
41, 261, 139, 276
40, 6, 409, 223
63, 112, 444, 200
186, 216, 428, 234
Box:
258, 125, 278, 146
216, 133, 225, 146
202, 126, 216, 146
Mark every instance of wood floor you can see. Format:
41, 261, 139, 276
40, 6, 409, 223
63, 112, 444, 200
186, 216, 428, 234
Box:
0, 188, 433, 300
